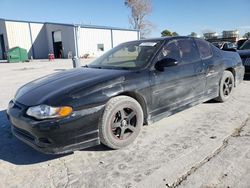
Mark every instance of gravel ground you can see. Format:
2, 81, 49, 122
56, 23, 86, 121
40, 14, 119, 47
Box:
0, 60, 250, 188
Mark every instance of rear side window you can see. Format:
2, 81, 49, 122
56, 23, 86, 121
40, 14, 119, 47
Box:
176, 38, 200, 64
195, 39, 213, 59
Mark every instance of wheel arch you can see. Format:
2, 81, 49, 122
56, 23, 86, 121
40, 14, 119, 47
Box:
117, 91, 149, 125
225, 67, 236, 86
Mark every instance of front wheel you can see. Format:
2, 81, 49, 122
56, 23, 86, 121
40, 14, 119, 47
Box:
215, 70, 234, 102
99, 96, 143, 149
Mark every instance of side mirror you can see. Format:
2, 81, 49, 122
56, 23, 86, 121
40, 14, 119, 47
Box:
155, 58, 178, 71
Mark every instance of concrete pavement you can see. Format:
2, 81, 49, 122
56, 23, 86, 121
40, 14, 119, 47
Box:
0, 60, 250, 188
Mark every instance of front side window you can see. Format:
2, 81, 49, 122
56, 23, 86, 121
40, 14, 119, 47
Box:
157, 40, 181, 62
195, 39, 213, 59
89, 41, 163, 69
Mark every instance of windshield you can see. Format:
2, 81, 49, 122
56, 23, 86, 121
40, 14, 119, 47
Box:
88, 40, 163, 70
240, 40, 250, 50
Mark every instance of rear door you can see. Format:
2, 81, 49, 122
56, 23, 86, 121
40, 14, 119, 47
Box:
149, 38, 206, 117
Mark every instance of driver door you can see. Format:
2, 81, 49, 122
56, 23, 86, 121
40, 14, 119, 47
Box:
149, 38, 205, 118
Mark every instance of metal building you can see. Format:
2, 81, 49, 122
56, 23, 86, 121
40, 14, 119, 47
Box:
0, 18, 140, 60
204, 30, 240, 43
203, 32, 219, 40
222, 30, 239, 39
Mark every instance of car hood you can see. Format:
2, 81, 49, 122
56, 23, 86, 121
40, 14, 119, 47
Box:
237, 49, 250, 58
15, 67, 128, 106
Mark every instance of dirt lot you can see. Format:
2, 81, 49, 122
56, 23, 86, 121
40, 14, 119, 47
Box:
0, 59, 250, 188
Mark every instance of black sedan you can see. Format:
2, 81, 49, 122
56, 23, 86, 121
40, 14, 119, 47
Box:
237, 39, 250, 72
7, 36, 245, 154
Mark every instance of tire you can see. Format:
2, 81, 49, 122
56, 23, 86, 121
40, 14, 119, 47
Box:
215, 70, 234, 102
99, 96, 143, 149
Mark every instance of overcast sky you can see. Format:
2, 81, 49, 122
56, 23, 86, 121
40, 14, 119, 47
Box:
0, 0, 249, 37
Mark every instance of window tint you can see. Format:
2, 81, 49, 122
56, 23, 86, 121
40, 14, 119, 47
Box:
195, 39, 213, 59
157, 40, 181, 62
177, 38, 200, 64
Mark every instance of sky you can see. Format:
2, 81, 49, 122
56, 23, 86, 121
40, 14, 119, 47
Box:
0, 0, 250, 37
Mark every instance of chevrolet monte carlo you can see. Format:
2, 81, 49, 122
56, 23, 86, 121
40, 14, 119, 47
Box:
7, 37, 245, 154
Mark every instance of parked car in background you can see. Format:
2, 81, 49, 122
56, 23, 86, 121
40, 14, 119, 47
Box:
212, 42, 223, 48
239, 39, 250, 50
212, 40, 250, 72
212, 41, 237, 50
237, 38, 248, 49
7, 37, 244, 154
237, 39, 250, 72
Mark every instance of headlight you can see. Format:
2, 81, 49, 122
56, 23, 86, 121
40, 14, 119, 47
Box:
26, 105, 73, 119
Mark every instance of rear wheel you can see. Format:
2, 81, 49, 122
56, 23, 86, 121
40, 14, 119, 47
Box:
99, 96, 143, 149
215, 70, 234, 102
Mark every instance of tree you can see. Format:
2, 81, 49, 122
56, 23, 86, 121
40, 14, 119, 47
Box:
172, 32, 179, 36
243, 32, 250, 38
161, 29, 179, 37
161, 29, 172, 36
190, 32, 198, 37
125, 0, 153, 38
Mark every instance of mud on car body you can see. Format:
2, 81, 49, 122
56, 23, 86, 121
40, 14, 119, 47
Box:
7, 36, 245, 154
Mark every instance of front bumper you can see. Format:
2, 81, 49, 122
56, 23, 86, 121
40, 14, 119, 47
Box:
7, 101, 104, 154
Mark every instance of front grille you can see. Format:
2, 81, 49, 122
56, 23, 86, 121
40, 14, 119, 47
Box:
243, 58, 250, 66
13, 126, 35, 142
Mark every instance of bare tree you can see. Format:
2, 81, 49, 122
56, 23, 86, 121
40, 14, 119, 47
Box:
125, 0, 153, 38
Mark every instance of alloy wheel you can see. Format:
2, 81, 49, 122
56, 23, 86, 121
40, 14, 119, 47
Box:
111, 108, 137, 140
223, 77, 233, 97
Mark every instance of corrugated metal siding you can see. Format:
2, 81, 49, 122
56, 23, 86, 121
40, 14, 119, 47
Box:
30, 23, 48, 59
112, 30, 138, 47
78, 28, 112, 57
5, 21, 32, 57
2, 19, 139, 59
45, 24, 76, 58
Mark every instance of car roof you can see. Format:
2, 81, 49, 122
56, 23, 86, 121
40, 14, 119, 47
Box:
127, 36, 199, 43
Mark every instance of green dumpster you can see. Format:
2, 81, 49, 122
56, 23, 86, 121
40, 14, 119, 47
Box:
7, 47, 28, 63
